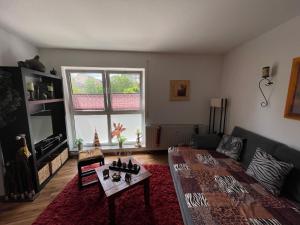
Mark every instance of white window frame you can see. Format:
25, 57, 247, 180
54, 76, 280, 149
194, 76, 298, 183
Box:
65, 67, 145, 147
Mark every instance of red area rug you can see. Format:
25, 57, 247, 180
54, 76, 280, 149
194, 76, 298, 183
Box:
33, 165, 183, 225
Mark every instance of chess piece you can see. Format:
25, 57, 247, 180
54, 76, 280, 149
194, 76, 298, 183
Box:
103, 169, 109, 180
117, 158, 122, 167
112, 173, 121, 182
128, 159, 133, 169
125, 173, 132, 183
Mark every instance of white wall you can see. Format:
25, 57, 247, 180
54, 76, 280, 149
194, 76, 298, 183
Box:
39, 49, 223, 125
221, 16, 300, 150
0, 27, 38, 196
0, 27, 37, 66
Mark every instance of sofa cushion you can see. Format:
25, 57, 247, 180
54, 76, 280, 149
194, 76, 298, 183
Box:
246, 148, 294, 196
216, 135, 243, 160
231, 127, 279, 168
191, 134, 221, 150
273, 145, 300, 202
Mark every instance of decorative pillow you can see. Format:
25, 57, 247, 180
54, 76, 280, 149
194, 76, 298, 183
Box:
246, 148, 294, 196
216, 135, 243, 160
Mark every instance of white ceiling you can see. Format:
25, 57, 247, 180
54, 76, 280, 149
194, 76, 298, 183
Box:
0, 0, 299, 54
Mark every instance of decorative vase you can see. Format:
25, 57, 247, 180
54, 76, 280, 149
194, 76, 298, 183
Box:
118, 141, 123, 149
78, 143, 83, 151
50, 68, 57, 75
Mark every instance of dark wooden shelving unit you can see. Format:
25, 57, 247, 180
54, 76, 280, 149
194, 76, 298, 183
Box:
0, 67, 69, 198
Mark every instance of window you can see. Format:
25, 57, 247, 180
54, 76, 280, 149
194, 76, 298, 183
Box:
70, 72, 105, 111
67, 69, 144, 147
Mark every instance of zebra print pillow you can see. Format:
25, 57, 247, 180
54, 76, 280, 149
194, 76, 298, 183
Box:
246, 148, 294, 196
216, 135, 243, 160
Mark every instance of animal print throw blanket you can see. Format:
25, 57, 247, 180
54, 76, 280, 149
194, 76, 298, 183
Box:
168, 147, 300, 225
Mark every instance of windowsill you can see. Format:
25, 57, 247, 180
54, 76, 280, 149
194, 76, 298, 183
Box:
72, 144, 145, 152
101, 144, 145, 151
70, 144, 167, 154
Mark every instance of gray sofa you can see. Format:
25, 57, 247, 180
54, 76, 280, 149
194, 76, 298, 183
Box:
169, 126, 300, 225
190, 126, 300, 203
231, 126, 300, 203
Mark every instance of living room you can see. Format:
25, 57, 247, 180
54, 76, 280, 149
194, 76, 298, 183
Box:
0, 1, 300, 225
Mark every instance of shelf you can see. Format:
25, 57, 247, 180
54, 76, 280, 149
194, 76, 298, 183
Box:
28, 98, 64, 105
30, 110, 51, 116
21, 67, 62, 80
36, 139, 68, 167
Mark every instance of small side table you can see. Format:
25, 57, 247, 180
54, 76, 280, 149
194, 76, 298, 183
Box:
95, 157, 151, 225
78, 148, 105, 189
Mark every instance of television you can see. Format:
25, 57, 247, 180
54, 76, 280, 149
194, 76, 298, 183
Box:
30, 115, 54, 144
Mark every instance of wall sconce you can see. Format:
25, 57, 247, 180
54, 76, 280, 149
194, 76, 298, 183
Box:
259, 66, 273, 107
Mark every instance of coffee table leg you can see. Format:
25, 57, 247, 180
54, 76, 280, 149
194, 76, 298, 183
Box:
108, 197, 115, 225
77, 164, 82, 189
144, 178, 150, 207
97, 178, 104, 198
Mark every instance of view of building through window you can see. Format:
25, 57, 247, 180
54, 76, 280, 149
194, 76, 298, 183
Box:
109, 73, 141, 111
68, 70, 144, 146
71, 72, 105, 110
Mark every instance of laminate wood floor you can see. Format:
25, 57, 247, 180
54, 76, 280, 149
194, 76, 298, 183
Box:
0, 152, 168, 225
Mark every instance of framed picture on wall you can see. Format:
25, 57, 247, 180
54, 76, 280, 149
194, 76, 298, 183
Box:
170, 80, 190, 101
284, 57, 300, 120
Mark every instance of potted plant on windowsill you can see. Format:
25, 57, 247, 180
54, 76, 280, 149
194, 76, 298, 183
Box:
111, 123, 126, 149
75, 138, 83, 151
117, 136, 127, 149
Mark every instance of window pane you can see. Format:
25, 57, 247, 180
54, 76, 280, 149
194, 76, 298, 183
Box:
109, 73, 141, 111
111, 114, 142, 143
70, 72, 105, 110
74, 115, 108, 144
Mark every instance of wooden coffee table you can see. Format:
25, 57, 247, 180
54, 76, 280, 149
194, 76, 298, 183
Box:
95, 157, 152, 225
